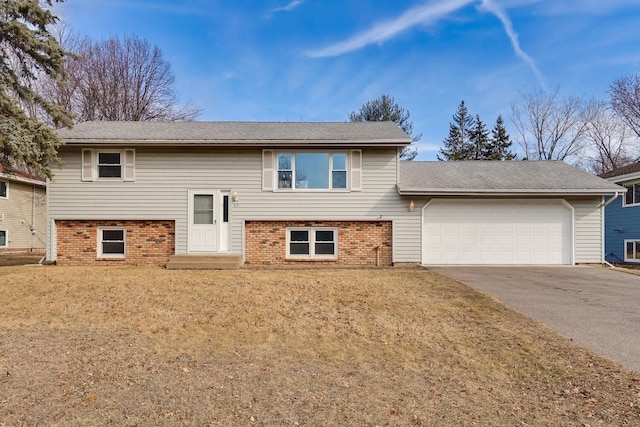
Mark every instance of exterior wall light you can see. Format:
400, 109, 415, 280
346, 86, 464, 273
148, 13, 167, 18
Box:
232, 191, 239, 202
408, 200, 415, 212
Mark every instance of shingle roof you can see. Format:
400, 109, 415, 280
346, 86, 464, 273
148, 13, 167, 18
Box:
398, 161, 624, 195
0, 165, 45, 186
57, 121, 412, 146
598, 162, 640, 179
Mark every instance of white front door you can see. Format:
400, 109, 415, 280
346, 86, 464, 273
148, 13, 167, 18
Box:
189, 190, 218, 253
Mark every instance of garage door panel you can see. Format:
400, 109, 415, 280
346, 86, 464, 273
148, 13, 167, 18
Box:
423, 199, 572, 265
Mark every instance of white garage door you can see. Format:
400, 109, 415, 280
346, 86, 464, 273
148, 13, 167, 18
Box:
423, 199, 573, 265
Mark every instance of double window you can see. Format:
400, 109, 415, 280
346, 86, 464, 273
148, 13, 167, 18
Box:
0, 230, 6, 247
82, 149, 135, 182
623, 183, 640, 206
625, 240, 640, 262
263, 150, 361, 192
286, 227, 337, 259
98, 227, 126, 258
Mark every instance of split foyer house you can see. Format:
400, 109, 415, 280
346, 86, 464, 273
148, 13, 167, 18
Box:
47, 121, 624, 267
600, 163, 640, 263
0, 166, 47, 252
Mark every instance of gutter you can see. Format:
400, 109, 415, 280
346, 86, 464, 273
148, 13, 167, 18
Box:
397, 188, 625, 197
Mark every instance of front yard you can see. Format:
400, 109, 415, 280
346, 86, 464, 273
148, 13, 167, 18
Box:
1, 266, 639, 426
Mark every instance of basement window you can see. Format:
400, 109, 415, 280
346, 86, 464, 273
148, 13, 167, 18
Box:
98, 227, 126, 258
286, 227, 337, 259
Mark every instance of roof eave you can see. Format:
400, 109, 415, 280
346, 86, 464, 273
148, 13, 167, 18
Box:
397, 188, 624, 197
0, 172, 46, 187
61, 138, 412, 147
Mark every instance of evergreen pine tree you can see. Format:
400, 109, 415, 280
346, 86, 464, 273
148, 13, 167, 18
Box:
468, 114, 490, 160
438, 101, 474, 161
486, 115, 516, 160
0, 0, 73, 178
349, 94, 421, 160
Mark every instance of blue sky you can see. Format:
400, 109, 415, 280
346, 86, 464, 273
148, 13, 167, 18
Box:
55, 0, 640, 160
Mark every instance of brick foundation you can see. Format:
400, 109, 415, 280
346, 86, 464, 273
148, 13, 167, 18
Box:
56, 220, 175, 266
245, 220, 392, 266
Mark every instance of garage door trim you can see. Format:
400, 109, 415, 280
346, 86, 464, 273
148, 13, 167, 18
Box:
421, 198, 575, 265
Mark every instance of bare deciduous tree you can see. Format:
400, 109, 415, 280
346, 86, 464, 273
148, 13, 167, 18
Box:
610, 73, 640, 138
510, 88, 592, 162
582, 100, 639, 175
41, 32, 200, 123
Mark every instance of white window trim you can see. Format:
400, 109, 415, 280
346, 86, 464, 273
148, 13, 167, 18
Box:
97, 227, 126, 259
624, 239, 640, 262
274, 151, 352, 192
286, 227, 338, 260
0, 229, 7, 248
0, 180, 7, 199
622, 182, 640, 207
82, 148, 135, 182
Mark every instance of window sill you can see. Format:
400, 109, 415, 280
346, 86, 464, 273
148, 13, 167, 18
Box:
623, 204, 640, 208
96, 256, 126, 261
286, 257, 338, 262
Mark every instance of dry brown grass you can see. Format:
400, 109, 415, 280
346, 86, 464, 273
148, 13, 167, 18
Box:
1, 266, 639, 426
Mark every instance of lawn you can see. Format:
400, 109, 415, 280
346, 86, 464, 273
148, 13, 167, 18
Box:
1, 266, 639, 426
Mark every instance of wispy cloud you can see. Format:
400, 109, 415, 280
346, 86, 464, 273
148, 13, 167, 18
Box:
305, 0, 474, 58
269, 0, 305, 15
479, 0, 546, 89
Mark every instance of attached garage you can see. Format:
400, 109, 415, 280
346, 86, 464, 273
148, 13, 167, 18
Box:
397, 161, 626, 266
422, 199, 573, 265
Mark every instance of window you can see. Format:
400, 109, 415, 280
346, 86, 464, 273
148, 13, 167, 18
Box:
98, 152, 122, 178
0, 230, 6, 247
0, 181, 6, 198
98, 227, 126, 258
625, 240, 640, 262
623, 183, 640, 206
82, 148, 135, 182
286, 227, 337, 259
277, 152, 348, 190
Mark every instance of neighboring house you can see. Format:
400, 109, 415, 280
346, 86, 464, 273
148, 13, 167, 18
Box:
600, 163, 640, 263
0, 166, 47, 252
48, 121, 623, 267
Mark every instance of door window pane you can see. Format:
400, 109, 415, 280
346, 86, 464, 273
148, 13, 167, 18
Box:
194, 195, 214, 224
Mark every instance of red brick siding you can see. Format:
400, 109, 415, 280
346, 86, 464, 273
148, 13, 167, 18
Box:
56, 220, 175, 266
245, 220, 392, 266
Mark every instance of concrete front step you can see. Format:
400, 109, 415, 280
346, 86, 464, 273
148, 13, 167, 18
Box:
166, 254, 243, 270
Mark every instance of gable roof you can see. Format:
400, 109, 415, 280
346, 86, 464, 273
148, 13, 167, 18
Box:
398, 161, 624, 196
57, 121, 412, 146
598, 162, 640, 180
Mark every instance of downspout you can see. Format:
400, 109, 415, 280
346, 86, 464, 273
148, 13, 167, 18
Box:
31, 185, 36, 252
601, 191, 621, 268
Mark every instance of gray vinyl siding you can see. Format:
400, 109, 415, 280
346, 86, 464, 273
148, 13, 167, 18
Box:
0, 179, 46, 250
48, 146, 408, 257
392, 197, 605, 265
571, 197, 603, 263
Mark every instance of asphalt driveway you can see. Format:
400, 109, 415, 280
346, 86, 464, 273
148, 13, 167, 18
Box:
429, 266, 640, 373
